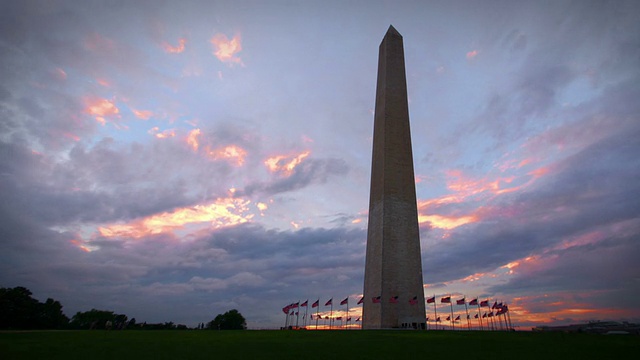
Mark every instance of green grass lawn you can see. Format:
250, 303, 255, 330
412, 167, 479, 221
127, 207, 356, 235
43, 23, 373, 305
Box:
1, 330, 638, 360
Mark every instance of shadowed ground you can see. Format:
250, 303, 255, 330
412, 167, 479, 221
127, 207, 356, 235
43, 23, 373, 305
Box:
1, 330, 638, 359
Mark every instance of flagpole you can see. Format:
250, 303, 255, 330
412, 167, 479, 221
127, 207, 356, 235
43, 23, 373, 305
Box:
346, 298, 349, 329
490, 300, 496, 331
303, 300, 308, 328
296, 301, 300, 328
284, 308, 289, 329
315, 299, 319, 329
425, 297, 428, 331
329, 301, 333, 330
432, 295, 438, 330
476, 301, 483, 331
449, 296, 454, 330
497, 301, 503, 331
464, 301, 470, 330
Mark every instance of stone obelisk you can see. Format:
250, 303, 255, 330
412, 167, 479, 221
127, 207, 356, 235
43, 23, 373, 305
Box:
362, 25, 425, 329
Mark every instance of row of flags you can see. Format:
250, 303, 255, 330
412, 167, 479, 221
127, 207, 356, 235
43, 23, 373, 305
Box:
282, 296, 509, 309
281, 297, 357, 329
281, 295, 512, 330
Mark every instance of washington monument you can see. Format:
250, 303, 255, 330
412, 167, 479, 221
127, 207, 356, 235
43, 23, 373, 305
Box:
362, 25, 426, 329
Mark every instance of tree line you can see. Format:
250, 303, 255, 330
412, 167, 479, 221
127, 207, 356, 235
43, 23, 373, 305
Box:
0, 286, 246, 330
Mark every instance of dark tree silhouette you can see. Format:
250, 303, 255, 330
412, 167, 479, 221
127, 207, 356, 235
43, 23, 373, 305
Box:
40, 298, 69, 329
0, 286, 69, 329
70, 309, 128, 329
207, 309, 247, 330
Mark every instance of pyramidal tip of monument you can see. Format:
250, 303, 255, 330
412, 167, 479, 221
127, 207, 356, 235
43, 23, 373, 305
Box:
386, 24, 401, 37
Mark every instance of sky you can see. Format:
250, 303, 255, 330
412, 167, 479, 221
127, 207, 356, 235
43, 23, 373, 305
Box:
1, 0, 639, 330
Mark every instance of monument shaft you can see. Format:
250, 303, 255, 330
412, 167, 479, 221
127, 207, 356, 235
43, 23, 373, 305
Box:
363, 25, 425, 329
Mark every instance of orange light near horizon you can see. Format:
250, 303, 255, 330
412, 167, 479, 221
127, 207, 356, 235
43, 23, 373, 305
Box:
264, 151, 310, 177
98, 198, 253, 239
498, 288, 637, 329
210, 33, 243, 65
162, 38, 186, 54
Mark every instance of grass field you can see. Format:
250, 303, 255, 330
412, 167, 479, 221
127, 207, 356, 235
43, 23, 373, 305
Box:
2, 330, 638, 360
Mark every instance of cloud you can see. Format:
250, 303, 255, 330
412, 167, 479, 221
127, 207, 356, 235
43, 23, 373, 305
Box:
85, 97, 120, 125
237, 157, 349, 197
132, 109, 154, 120
182, 127, 254, 167
205, 145, 247, 166
162, 38, 186, 54
422, 124, 640, 289
264, 151, 311, 177
148, 127, 176, 139
210, 33, 243, 65
97, 197, 254, 241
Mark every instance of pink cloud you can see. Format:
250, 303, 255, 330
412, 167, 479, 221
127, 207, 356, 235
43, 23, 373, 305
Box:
148, 127, 176, 139
466, 50, 479, 59
210, 33, 243, 65
132, 109, 153, 120
264, 151, 311, 177
97, 198, 254, 239
162, 38, 186, 54
85, 97, 120, 125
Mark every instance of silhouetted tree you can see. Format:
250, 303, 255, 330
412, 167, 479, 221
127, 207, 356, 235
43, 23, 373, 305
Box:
207, 309, 246, 330
40, 298, 69, 329
0, 286, 69, 329
70, 309, 127, 329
